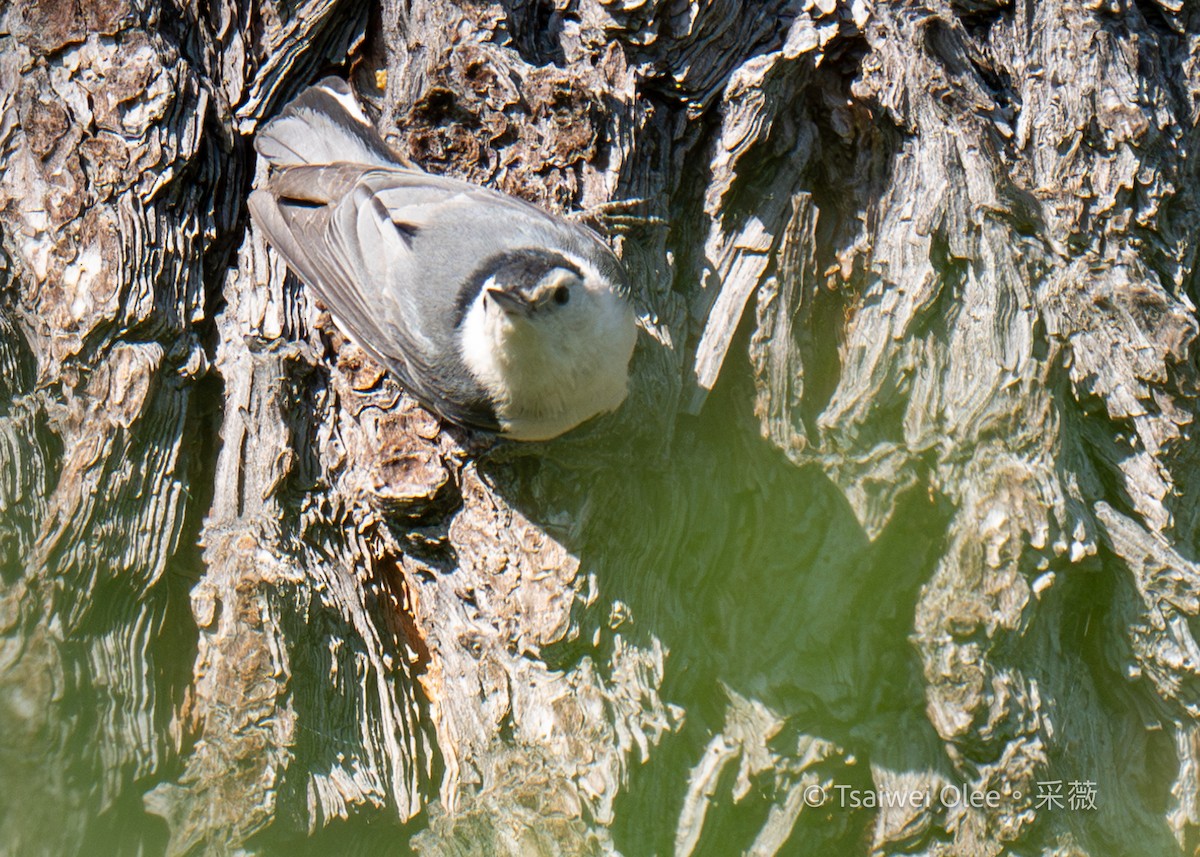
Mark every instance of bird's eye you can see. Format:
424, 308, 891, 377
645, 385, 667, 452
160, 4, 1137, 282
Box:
553, 285, 571, 305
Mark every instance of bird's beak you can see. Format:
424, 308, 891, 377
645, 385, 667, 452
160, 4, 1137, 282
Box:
487, 287, 533, 318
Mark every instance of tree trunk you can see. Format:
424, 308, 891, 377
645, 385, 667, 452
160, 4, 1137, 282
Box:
2, 0, 1198, 855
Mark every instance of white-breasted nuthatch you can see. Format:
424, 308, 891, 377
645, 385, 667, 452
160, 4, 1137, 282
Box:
248, 77, 638, 441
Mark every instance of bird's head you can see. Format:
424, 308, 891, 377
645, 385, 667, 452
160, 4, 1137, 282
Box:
480, 250, 600, 329
459, 246, 637, 439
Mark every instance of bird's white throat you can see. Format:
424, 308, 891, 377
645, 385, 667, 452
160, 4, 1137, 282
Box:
459, 281, 636, 441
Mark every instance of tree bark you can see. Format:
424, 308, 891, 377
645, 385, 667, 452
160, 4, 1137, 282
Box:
2, 0, 1199, 855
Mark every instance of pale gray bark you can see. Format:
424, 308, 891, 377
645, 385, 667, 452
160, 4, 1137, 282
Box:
2, 0, 1199, 855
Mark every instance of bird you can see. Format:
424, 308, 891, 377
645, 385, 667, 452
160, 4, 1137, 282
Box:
248, 77, 638, 442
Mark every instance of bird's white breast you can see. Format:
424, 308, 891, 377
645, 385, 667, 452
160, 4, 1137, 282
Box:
459, 285, 636, 441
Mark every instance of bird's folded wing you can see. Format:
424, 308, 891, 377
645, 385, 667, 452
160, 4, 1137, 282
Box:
248, 169, 502, 431
254, 76, 399, 169
361, 169, 560, 226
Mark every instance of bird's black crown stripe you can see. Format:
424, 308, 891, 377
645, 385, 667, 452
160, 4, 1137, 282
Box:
453, 248, 582, 328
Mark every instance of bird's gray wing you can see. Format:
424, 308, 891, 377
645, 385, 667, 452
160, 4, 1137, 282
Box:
355, 167, 629, 308
255, 76, 400, 169
248, 164, 503, 432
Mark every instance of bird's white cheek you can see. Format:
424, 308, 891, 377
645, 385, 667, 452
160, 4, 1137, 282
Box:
459, 299, 511, 402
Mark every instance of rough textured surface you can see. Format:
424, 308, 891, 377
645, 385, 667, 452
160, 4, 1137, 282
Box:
2, 0, 1200, 855
744, 0, 1200, 854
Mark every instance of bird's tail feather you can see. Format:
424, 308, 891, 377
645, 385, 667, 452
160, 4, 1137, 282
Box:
255, 77, 400, 169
